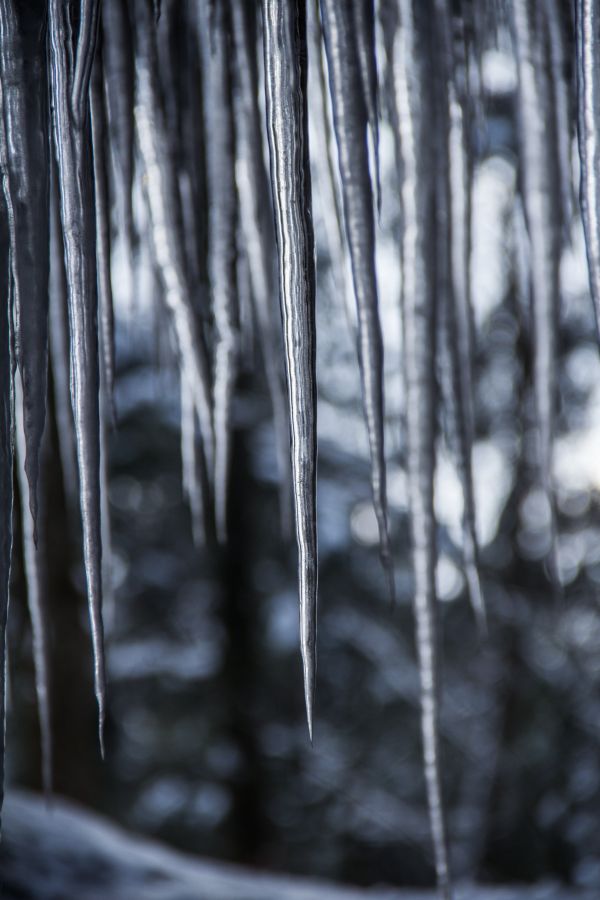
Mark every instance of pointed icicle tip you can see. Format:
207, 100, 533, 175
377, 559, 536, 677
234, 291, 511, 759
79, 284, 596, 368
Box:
301, 634, 316, 744
98, 697, 106, 760
465, 558, 487, 636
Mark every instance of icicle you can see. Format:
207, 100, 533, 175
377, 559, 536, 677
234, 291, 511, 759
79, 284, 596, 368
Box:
154, 5, 182, 159
575, 0, 600, 338
511, 0, 561, 586
48, 0, 106, 750
0, 0, 50, 541
320, 0, 395, 602
351, 0, 381, 214
49, 174, 79, 514
513, 193, 531, 323
91, 42, 116, 416
98, 355, 114, 634
0, 113, 13, 829
380, 1, 403, 216
544, 0, 573, 239
180, 372, 206, 546
202, 0, 238, 544
459, 0, 486, 142
15, 373, 52, 796
262, 0, 318, 740
174, 4, 207, 301
72, 0, 101, 126
133, 0, 214, 476
437, 0, 484, 628
231, 0, 292, 535
94, 80, 114, 635
103, 0, 135, 253
310, 0, 345, 253
235, 236, 256, 372
392, 1, 451, 895
308, 0, 352, 330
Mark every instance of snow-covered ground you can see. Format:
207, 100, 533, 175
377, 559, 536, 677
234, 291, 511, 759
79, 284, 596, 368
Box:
0, 791, 594, 900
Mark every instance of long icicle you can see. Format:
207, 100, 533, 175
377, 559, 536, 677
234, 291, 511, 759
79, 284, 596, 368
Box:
575, 0, 600, 338
103, 0, 135, 253
351, 0, 381, 214
180, 371, 206, 546
48, 0, 106, 750
91, 39, 116, 415
0, 0, 50, 541
94, 30, 116, 633
231, 0, 292, 535
262, 0, 318, 740
98, 340, 114, 634
512, 0, 561, 586
544, 0, 573, 239
134, 0, 214, 476
320, 0, 395, 603
438, 0, 484, 628
203, 0, 238, 544
15, 372, 52, 795
72, 0, 101, 127
172, 2, 206, 303
392, 0, 451, 894
0, 109, 13, 829
48, 170, 79, 515
308, 0, 354, 332
311, 0, 345, 254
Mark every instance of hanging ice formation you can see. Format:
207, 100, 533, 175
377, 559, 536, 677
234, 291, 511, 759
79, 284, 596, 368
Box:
0, 0, 597, 893
262, 0, 318, 740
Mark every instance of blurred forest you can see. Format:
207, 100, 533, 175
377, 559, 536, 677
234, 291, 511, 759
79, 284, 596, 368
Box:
4, 1, 600, 896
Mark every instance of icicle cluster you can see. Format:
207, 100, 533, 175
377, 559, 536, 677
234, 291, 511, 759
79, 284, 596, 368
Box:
0, 0, 595, 894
